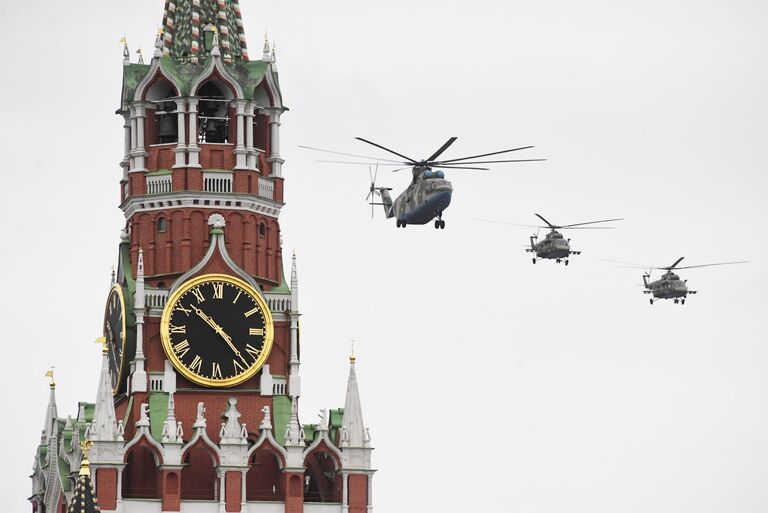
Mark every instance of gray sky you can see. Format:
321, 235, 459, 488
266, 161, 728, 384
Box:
2, 1, 767, 511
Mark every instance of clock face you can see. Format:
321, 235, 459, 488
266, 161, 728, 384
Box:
160, 274, 274, 387
103, 285, 127, 394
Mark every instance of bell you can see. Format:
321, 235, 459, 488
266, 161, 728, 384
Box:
158, 113, 176, 143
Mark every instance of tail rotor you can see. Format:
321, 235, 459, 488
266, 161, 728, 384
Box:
366, 165, 380, 218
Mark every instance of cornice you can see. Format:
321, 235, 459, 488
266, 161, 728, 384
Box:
120, 192, 283, 219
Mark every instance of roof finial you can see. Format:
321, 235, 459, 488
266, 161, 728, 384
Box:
136, 45, 144, 64
154, 27, 164, 58
45, 367, 55, 389
110, 266, 116, 286
96, 336, 108, 355
120, 34, 130, 65
262, 32, 271, 61
79, 440, 93, 477
349, 339, 356, 364
211, 26, 221, 58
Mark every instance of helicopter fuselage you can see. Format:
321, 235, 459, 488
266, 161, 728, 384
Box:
527, 230, 581, 263
383, 167, 453, 226
644, 272, 693, 300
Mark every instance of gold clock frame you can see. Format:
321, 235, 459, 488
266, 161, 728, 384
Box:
103, 284, 128, 396
160, 273, 274, 388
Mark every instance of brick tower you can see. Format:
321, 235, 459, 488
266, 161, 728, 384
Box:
29, 2, 375, 512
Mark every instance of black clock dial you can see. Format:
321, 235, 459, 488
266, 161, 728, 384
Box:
161, 275, 273, 387
103, 286, 127, 392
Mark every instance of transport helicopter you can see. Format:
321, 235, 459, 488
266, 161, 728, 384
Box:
605, 257, 748, 305
476, 213, 623, 265
301, 137, 544, 229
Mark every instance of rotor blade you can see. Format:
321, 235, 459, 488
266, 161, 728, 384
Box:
426, 137, 458, 162
436, 146, 535, 164
355, 137, 419, 164
431, 165, 490, 170
390, 167, 411, 173
434, 158, 546, 165
534, 213, 555, 228
674, 261, 749, 270
558, 226, 617, 230
317, 160, 409, 166
559, 218, 625, 228
666, 257, 685, 270
299, 145, 406, 164
474, 218, 543, 229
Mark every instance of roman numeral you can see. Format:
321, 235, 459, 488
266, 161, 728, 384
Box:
233, 359, 245, 373
212, 282, 224, 300
244, 306, 260, 318
191, 287, 205, 303
249, 328, 264, 336
212, 362, 222, 379
169, 324, 186, 334
232, 290, 242, 304
190, 355, 203, 373
245, 344, 262, 360
173, 340, 190, 358
176, 304, 192, 316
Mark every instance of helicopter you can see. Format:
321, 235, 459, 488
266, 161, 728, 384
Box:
605, 257, 748, 305
301, 137, 544, 229
476, 213, 623, 265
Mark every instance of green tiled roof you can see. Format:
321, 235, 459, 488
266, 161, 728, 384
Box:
149, 392, 170, 441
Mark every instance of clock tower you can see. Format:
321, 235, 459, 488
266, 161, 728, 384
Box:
29, 2, 375, 513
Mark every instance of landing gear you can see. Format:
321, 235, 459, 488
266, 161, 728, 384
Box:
565, 260, 569, 266
532, 258, 537, 264
434, 220, 445, 229
556, 258, 561, 264
674, 299, 679, 304
649, 298, 654, 305
681, 299, 685, 305
396, 220, 407, 228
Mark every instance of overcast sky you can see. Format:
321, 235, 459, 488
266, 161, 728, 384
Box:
2, 1, 767, 511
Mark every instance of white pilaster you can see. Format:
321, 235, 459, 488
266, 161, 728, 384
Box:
288, 252, 301, 397
342, 472, 349, 513
131, 248, 148, 393
245, 101, 256, 170
132, 103, 148, 172
234, 100, 248, 170
187, 98, 201, 168
173, 98, 187, 169
267, 110, 284, 177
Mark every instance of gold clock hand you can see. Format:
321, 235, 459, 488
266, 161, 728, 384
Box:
190, 305, 249, 366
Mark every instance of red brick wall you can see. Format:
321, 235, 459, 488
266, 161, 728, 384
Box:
225, 471, 242, 512
147, 144, 176, 171
129, 208, 283, 285
162, 470, 181, 511
246, 449, 283, 501
284, 473, 304, 513
96, 467, 118, 510
180, 445, 218, 500
348, 474, 368, 513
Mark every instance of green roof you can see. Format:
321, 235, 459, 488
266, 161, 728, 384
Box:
272, 395, 291, 446
149, 392, 170, 441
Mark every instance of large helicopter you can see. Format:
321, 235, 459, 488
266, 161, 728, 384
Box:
301, 137, 543, 229
605, 257, 748, 305
477, 213, 623, 265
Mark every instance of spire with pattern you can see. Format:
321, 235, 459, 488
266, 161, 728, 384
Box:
41, 369, 58, 443
161, 0, 250, 63
67, 442, 101, 513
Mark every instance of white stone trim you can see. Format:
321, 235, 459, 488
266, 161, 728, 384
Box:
120, 192, 282, 219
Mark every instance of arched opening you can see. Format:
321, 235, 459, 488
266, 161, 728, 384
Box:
246, 448, 284, 501
122, 446, 160, 499
146, 80, 179, 145
259, 222, 266, 238
180, 446, 218, 501
157, 216, 167, 233
303, 451, 341, 503
198, 81, 233, 144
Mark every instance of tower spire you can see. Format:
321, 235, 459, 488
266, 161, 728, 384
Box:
67, 441, 102, 513
341, 350, 368, 448
90, 338, 118, 441
162, 0, 250, 62
41, 368, 58, 443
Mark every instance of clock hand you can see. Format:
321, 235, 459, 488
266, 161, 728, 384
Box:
190, 305, 250, 366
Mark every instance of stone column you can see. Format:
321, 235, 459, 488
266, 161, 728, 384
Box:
173, 98, 187, 168
245, 102, 256, 170
342, 472, 350, 513
367, 473, 373, 513
187, 98, 201, 168
234, 100, 248, 170
133, 102, 148, 172
267, 110, 284, 177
